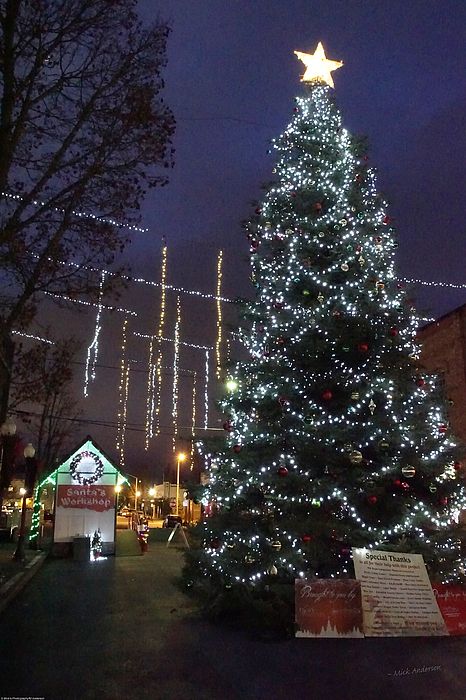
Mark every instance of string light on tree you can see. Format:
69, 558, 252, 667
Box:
189, 44, 466, 600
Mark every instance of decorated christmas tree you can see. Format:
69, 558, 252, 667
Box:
191, 43, 466, 604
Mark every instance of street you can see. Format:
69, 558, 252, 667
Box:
0, 530, 465, 700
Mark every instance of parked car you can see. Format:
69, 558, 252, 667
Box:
163, 514, 182, 528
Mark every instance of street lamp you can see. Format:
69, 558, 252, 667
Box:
149, 487, 156, 519
115, 484, 121, 511
125, 473, 140, 511
0, 417, 16, 516
175, 452, 187, 517
13, 443, 36, 562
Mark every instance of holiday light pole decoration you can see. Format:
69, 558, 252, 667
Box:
192, 42, 466, 597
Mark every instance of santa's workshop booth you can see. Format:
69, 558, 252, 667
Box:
32, 436, 126, 556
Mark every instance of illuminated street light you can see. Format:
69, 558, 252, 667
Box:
175, 452, 187, 517
13, 443, 36, 562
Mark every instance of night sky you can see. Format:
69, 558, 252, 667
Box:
29, 1, 466, 481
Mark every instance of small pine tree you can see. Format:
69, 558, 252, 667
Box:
91, 529, 102, 557
190, 45, 466, 605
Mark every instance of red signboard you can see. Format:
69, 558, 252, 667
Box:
432, 584, 466, 636
295, 579, 364, 637
57, 484, 115, 512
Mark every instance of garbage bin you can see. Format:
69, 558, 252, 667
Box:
73, 536, 90, 561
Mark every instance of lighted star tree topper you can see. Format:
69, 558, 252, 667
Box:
189, 44, 466, 605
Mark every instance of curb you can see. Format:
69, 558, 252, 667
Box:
0, 551, 48, 614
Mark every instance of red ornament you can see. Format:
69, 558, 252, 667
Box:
223, 420, 232, 432
355, 174, 362, 182
358, 343, 369, 353
383, 215, 393, 225
277, 466, 289, 477
255, 207, 261, 215
313, 202, 322, 212
278, 396, 289, 406
250, 240, 259, 250
416, 377, 425, 387
355, 245, 362, 253
393, 479, 401, 487
439, 496, 448, 506
321, 390, 333, 401
400, 481, 410, 490
301, 534, 313, 543
367, 495, 378, 505
454, 461, 463, 471
273, 301, 283, 310
389, 328, 398, 337
439, 425, 448, 434
210, 538, 220, 549
232, 445, 242, 454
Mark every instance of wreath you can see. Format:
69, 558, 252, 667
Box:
69, 450, 104, 485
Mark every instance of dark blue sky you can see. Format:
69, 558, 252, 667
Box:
136, 0, 466, 318
27, 1, 466, 480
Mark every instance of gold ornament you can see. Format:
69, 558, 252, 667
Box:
402, 465, 416, 478
351, 391, 360, 400
317, 292, 324, 303
267, 564, 278, 576
271, 541, 282, 551
349, 450, 363, 464
294, 42, 343, 88
368, 399, 376, 414
341, 263, 349, 272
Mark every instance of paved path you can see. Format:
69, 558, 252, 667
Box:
0, 530, 465, 700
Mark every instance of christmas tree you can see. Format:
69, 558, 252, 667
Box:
192, 43, 466, 603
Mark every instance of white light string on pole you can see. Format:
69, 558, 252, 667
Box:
216, 250, 223, 379
83, 271, 106, 397
172, 296, 181, 452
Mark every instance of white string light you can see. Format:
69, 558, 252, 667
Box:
1, 190, 148, 233
83, 271, 106, 397
145, 244, 168, 448
204, 349, 209, 430
172, 296, 181, 451
135, 332, 212, 432
400, 277, 466, 290
116, 319, 130, 468
43, 291, 138, 316
191, 371, 197, 466
216, 250, 223, 379
12, 330, 54, 345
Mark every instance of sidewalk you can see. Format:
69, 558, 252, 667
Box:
0, 538, 48, 613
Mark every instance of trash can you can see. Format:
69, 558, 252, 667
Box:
73, 536, 91, 561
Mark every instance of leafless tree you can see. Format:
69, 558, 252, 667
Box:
0, 0, 175, 419
10, 336, 81, 472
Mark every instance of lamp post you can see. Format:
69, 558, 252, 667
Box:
115, 484, 121, 511
13, 443, 36, 562
149, 487, 156, 519
175, 452, 187, 517
0, 417, 16, 517
125, 473, 140, 511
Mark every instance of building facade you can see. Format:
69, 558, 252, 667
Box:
418, 303, 466, 445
